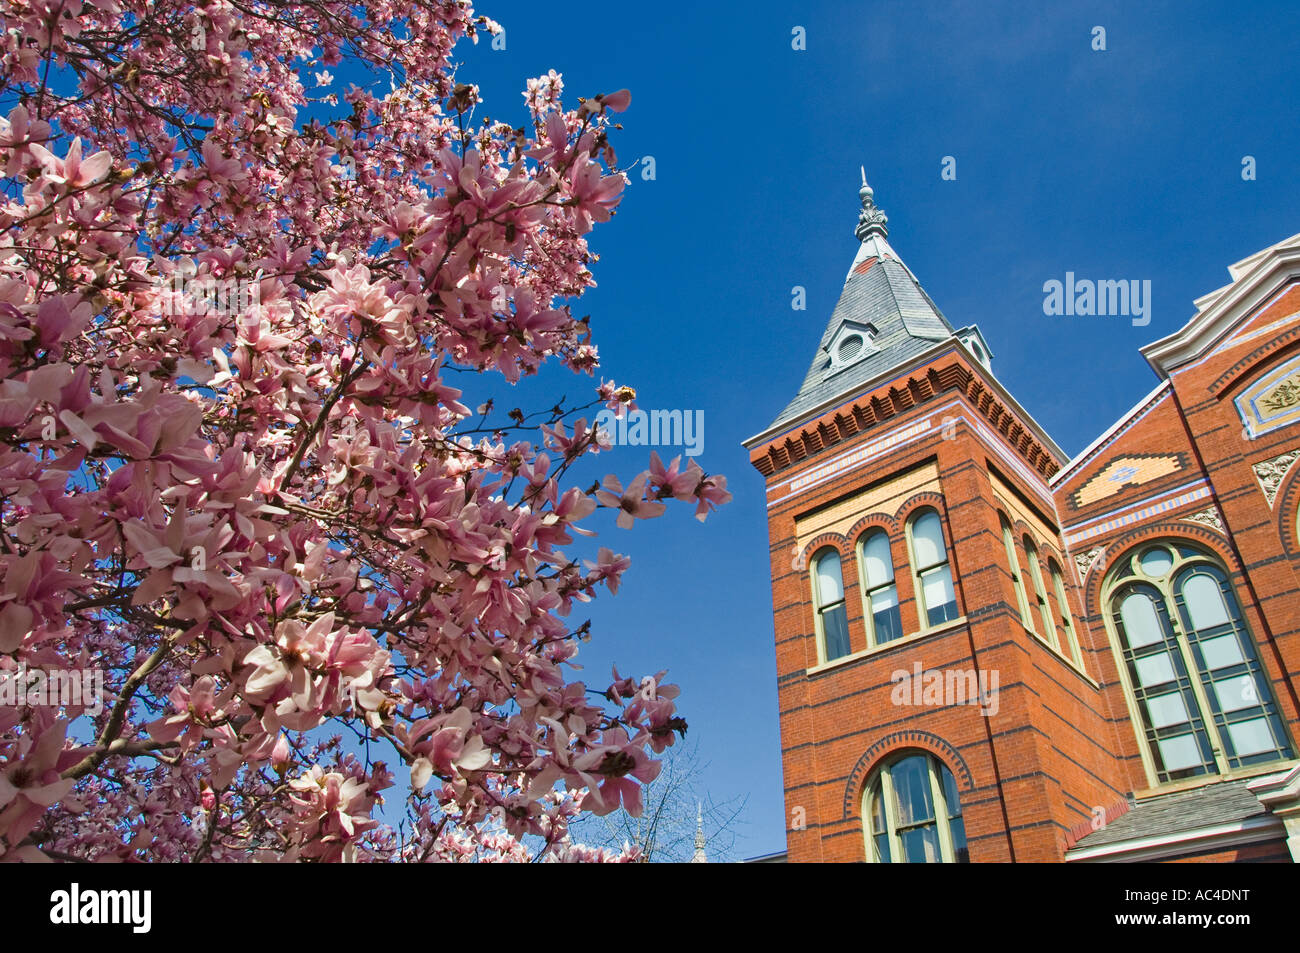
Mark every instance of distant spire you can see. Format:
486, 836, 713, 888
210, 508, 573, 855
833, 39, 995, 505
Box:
691, 802, 708, 863
855, 170, 889, 242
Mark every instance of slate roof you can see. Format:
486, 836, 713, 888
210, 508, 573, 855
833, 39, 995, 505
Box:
1067, 779, 1272, 852
766, 192, 956, 434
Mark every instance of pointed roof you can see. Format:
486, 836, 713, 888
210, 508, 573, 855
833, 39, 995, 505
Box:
690, 802, 708, 863
766, 180, 956, 433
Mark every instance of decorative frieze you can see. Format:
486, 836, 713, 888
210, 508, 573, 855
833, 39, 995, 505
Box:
1180, 506, 1225, 534
1252, 449, 1300, 508
1074, 546, 1105, 581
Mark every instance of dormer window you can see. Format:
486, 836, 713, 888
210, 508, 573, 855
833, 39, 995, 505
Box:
956, 327, 992, 371
826, 321, 880, 371
837, 334, 866, 363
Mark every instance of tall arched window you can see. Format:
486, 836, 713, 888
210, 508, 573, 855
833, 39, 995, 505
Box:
858, 530, 902, 646
907, 508, 959, 627
1000, 515, 1033, 630
1106, 542, 1294, 784
1023, 538, 1057, 649
1049, 560, 1083, 666
812, 547, 851, 662
864, 752, 968, 863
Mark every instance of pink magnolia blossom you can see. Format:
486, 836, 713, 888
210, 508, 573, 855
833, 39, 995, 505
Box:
0, 0, 726, 863
595, 472, 668, 529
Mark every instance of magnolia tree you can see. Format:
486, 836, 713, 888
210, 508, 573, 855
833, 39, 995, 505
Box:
0, 0, 729, 862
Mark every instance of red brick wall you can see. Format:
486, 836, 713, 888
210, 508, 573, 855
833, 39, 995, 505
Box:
1162, 839, 1291, 863
756, 351, 1129, 863
753, 265, 1300, 864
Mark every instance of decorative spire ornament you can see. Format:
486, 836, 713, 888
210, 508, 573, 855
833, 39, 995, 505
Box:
691, 802, 708, 863
855, 166, 889, 242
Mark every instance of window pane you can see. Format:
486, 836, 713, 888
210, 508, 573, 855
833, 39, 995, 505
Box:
947, 816, 969, 863
1119, 591, 1163, 648
861, 531, 894, 588
813, 550, 844, 606
911, 511, 945, 568
822, 603, 850, 660
922, 565, 958, 626
1139, 548, 1173, 578
1145, 692, 1190, 729
1182, 572, 1230, 630
900, 825, 942, 863
1157, 734, 1203, 772
891, 756, 935, 827
1051, 568, 1070, 617
1134, 652, 1177, 688
873, 834, 892, 862
939, 764, 962, 817
869, 784, 886, 832
868, 783, 891, 862
871, 586, 903, 644
1199, 633, 1245, 670
1213, 675, 1260, 713
1226, 718, 1276, 757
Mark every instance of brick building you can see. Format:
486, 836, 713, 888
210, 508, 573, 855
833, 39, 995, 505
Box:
743, 181, 1300, 863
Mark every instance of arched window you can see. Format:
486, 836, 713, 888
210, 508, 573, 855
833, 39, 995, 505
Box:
864, 752, 968, 863
1000, 516, 1033, 630
1049, 560, 1083, 666
1106, 542, 1294, 784
907, 509, 959, 627
1023, 538, 1057, 649
812, 547, 851, 662
858, 530, 902, 646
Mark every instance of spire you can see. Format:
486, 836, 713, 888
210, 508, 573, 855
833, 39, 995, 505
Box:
854, 167, 889, 241
691, 802, 708, 863
761, 174, 956, 435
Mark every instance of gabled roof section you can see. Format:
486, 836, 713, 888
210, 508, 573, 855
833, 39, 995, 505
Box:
766, 181, 956, 433
1065, 778, 1282, 862
1141, 230, 1300, 377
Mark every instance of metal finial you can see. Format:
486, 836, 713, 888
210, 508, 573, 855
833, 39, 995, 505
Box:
692, 801, 707, 862
855, 173, 888, 241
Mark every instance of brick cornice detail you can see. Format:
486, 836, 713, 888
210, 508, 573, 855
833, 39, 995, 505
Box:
752, 358, 1060, 481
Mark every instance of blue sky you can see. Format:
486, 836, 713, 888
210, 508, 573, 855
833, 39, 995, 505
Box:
438, 1, 1300, 858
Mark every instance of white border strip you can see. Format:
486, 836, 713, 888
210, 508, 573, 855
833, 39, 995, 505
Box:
766, 398, 1057, 513
1065, 815, 1283, 863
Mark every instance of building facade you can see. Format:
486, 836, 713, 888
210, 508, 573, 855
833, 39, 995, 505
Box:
744, 182, 1300, 863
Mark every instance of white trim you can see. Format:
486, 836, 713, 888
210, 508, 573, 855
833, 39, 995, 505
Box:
1140, 237, 1300, 376
1247, 765, 1300, 804
764, 399, 1058, 514
1065, 815, 1284, 863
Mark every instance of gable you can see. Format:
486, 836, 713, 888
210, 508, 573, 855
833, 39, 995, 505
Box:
1052, 390, 1202, 522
